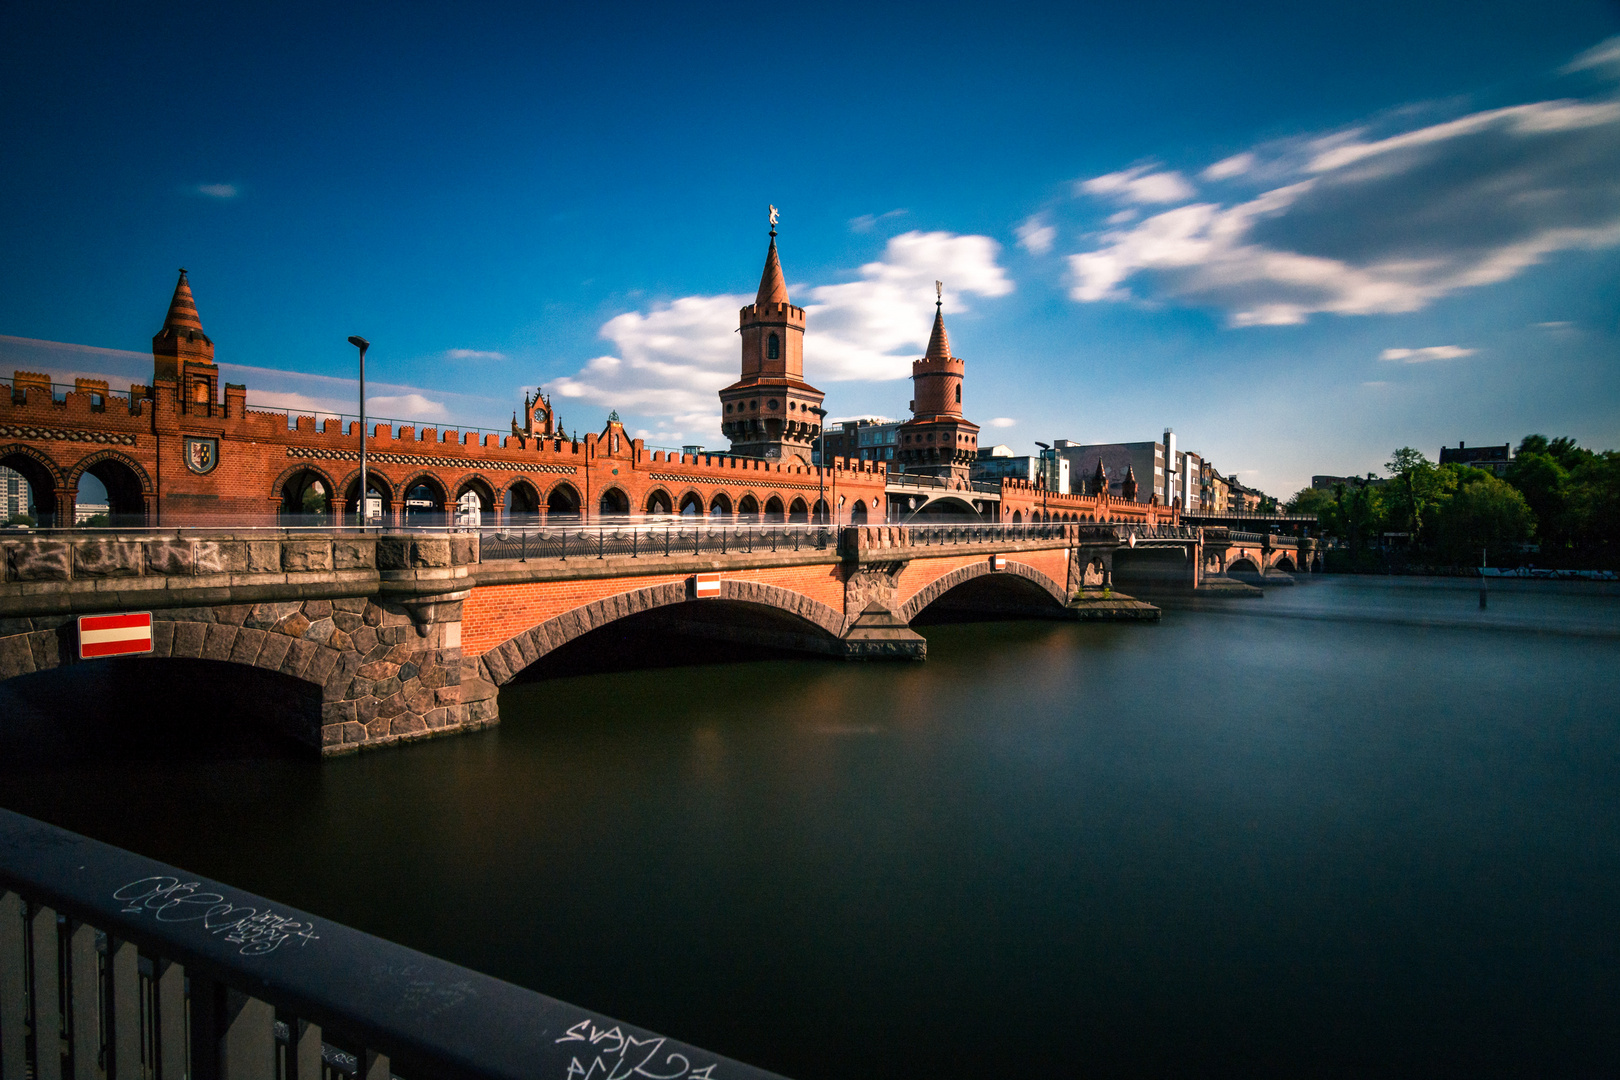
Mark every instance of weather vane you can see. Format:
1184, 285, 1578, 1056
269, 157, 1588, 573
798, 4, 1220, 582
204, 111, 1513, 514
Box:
935, 280, 943, 304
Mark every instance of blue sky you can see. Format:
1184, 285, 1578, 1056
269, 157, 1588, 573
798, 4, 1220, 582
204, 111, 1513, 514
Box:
2, 0, 1617, 497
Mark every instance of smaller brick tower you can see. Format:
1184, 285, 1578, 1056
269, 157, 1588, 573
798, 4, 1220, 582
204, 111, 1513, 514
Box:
151, 269, 218, 413
896, 285, 979, 482
719, 213, 824, 462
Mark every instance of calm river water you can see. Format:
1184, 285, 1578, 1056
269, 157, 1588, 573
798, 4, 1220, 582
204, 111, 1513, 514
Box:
2, 576, 1618, 1078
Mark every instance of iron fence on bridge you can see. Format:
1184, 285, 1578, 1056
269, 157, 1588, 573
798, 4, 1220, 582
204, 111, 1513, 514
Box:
0, 808, 787, 1080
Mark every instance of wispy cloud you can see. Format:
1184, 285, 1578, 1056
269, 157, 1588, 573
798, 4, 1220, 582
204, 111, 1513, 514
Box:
850, 209, 908, 233
445, 348, 507, 361
194, 183, 239, 199
987, 417, 1017, 428
1076, 165, 1196, 205
1015, 215, 1055, 255
1379, 346, 1476, 363
1562, 34, 1620, 76
546, 231, 1014, 440
1201, 153, 1255, 181
1064, 75, 1620, 326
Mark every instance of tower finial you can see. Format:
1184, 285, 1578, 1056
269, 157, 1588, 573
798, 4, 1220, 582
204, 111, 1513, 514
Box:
935, 280, 942, 307
768, 204, 779, 237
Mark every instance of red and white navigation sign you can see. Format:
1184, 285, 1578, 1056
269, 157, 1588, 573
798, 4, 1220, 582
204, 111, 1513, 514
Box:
694, 573, 721, 598
77, 612, 154, 659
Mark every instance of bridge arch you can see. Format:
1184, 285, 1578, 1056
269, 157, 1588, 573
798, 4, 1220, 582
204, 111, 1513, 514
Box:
274, 464, 336, 522
1228, 555, 1261, 575
644, 487, 674, 515
452, 474, 497, 525
709, 492, 733, 516
339, 470, 395, 518
545, 481, 582, 519
598, 486, 630, 515
788, 497, 808, 522
1274, 554, 1298, 573
401, 472, 449, 525
738, 493, 760, 518
476, 579, 847, 687
505, 479, 541, 522
0, 444, 64, 525
900, 560, 1069, 623
679, 490, 704, 515
764, 495, 785, 522
68, 450, 152, 525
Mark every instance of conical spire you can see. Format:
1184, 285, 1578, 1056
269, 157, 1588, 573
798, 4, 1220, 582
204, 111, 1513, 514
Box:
1092, 459, 1108, 495
162, 269, 205, 334
755, 232, 790, 307
924, 298, 950, 360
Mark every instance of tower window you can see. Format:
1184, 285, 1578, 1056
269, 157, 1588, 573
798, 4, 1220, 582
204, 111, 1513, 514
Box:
768, 333, 780, 360
955, 385, 961, 403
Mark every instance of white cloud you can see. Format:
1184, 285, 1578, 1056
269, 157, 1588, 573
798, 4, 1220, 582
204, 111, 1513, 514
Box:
1064, 85, 1620, 326
1201, 153, 1255, 181
195, 183, 238, 199
445, 348, 507, 361
1562, 35, 1620, 76
1105, 209, 1138, 226
1379, 346, 1476, 363
988, 417, 1017, 428
545, 231, 1013, 439
1077, 165, 1196, 205
367, 393, 449, 420
242, 389, 349, 415
1015, 215, 1055, 255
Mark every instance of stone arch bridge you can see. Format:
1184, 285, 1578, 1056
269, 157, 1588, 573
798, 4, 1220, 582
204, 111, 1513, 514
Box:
0, 521, 1224, 755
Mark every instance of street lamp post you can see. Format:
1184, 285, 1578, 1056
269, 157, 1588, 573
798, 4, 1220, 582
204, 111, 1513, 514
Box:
811, 407, 828, 526
348, 336, 370, 525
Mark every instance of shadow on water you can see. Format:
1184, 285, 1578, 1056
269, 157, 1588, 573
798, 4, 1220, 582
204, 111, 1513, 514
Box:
0, 657, 315, 769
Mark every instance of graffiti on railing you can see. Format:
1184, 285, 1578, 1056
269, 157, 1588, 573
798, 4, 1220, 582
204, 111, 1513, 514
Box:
112, 875, 320, 955
556, 1020, 721, 1079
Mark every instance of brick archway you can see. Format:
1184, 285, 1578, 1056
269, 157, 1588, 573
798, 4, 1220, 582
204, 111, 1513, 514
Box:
899, 559, 1068, 622
475, 579, 846, 686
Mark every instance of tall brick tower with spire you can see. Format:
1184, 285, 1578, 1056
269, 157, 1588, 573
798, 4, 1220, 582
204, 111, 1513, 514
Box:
718, 210, 824, 463
151, 268, 219, 412
895, 284, 979, 482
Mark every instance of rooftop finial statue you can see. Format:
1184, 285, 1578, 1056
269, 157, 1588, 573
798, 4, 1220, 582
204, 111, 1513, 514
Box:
768, 204, 779, 231
935, 280, 943, 304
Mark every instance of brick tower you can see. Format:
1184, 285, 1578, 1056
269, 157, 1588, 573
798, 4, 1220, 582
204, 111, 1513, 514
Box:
151, 269, 219, 413
718, 215, 824, 462
896, 286, 979, 481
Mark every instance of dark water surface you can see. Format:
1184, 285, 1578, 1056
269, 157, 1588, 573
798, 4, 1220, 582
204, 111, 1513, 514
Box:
3, 576, 1619, 1078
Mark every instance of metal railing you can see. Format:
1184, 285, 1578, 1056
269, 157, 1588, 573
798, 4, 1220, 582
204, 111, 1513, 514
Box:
478, 522, 837, 561
0, 807, 786, 1080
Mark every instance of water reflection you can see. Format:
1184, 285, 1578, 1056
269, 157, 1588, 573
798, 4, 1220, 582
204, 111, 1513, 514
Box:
1, 576, 1617, 1079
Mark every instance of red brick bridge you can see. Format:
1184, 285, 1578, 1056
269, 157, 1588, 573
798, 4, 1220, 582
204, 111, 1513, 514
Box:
0, 520, 1211, 754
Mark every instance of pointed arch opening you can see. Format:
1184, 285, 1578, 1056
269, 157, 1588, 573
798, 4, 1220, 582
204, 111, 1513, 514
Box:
74, 454, 149, 526
737, 494, 759, 520
279, 468, 333, 524
679, 491, 704, 516
763, 496, 785, 522
787, 497, 808, 523
343, 473, 393, 522
0, 447, 61, 527
645, 489, 674, 515
599, 487, 630, 516
546, 482, 582, 521
404, 475, 448, 526
709, 493, 733, 517
505, 480, 541, 524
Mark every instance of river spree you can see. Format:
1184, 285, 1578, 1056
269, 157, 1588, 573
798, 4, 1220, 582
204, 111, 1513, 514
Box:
2, 576, 1617, 1078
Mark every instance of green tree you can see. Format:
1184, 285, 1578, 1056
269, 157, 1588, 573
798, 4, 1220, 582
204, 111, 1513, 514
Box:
1435, 471, 1534, 566
1385, 447, 1450, 543
1505, 445, 1570, 555
1285, 486, 1335, 519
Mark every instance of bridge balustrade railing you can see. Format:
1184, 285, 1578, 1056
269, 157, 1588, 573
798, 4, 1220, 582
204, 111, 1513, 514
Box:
0, 808, 785, 1080
1227, 531, 1265, 543
474, 522, 837, 562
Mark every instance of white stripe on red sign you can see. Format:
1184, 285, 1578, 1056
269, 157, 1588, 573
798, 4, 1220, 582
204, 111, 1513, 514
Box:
992, 555, 1006, 571
694, 573, 721, 598
78, 612, 154, 659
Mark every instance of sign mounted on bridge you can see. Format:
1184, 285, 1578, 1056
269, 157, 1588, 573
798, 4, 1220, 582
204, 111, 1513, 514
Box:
991, 555, 1006, 571
694, 573, 721, 598
77, 612, 154, 659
